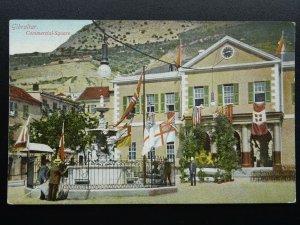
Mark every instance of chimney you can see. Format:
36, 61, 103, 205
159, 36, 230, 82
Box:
33, 83, 39, 91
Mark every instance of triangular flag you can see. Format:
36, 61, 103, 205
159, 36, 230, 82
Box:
275, 31, 285, 56
58, 122, 65, 160
114, 74, 142, 127
14, 116, 30, 149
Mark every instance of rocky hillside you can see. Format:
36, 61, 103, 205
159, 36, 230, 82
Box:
9, 21, 295, 94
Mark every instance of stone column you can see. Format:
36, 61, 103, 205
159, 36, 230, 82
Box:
242, 125, 251, 167
273, 123, 281, 167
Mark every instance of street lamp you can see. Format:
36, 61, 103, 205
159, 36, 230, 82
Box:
97, 33, 111, 78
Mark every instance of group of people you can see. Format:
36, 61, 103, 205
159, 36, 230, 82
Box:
38, 155, 68, 201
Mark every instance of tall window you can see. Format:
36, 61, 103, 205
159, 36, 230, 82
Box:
194, 87, 204, 106
165, 93, 175, 112
9, 101, 17, 116
148, 147, 156, 159
53, 102, 58, 110
223, 84, 234, 104
166, 142, 175, 161
88, 105, 96, 113
128, 142, 136, 160
43, 100, 49, 112
23, 105, 29, 118
146, 95, 155, 113
62, 105, 67, 112
254, 81, 266, 102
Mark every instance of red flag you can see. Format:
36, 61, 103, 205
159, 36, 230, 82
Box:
251, 103, 268, 136
175, 40, 181, 69
275, 31, 285, 56
114, 74, 142, 127
14, 116, 30, 149
225, 104, 233, 123
192, 106, 201, 127
58, 122, 64, 160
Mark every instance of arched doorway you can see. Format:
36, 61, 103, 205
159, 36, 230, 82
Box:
234, 131, 242, 165
204, 133, 211, 153
250, 131, 272, 167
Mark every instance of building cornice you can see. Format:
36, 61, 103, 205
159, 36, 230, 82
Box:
111, 71, 180, 84
181, 60, 280, 74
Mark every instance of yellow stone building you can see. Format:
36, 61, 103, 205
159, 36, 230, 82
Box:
112, 36, 295, 168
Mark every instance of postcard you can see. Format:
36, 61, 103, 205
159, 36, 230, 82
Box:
8, 20, 296, 204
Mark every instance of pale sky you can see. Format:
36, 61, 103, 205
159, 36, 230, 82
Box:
9, 20, 92, 55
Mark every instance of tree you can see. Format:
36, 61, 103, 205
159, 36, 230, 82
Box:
178, 124, 206, 159
30, 110, 98, 162
8, 123, 21, 152
178, 124, 207, 181
211, 115, 238, 179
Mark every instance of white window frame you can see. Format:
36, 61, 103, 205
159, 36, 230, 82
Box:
146, 94, 155, 113
254, 81, 266, 103
165, 93, 175, 112
88, 105, 96, 113
148, 147, 156, 159
194, 87, 205, 106
128, 142, 136, 160
223, 84, 234, 104
166, 142, 175, 161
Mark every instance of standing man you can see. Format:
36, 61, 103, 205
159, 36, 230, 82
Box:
37, 155, 49, 200
47, 157, 67, 201
189, 157, 197, 186
163, 158, 172, 186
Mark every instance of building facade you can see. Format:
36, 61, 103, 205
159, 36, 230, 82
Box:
76, 86, 114, 127
112, 36, 295, 168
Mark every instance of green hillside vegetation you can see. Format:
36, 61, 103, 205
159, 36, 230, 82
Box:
10, 21, 295, 94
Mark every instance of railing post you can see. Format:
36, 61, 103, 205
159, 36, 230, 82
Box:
143, 155, 146, 186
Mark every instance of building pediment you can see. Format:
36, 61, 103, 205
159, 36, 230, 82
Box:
182, 36, 280, 71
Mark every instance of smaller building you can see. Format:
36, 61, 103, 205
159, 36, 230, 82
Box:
9, 85, 42, 134
76, 86, 114, 126
27, 85, 79, 114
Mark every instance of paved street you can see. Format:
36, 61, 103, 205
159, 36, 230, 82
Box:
7, 178, 296, 204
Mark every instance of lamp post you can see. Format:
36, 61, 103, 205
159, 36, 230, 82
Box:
97, 33, 111, 78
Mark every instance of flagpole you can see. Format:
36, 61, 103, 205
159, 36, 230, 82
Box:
142, 66, 146, 186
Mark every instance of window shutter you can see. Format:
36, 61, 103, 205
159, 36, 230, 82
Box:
188, 87, 194, 108
265, 81, 271, 102
135, 98, 140, 114
14, 102, 18, 116
160, 93, 165, 113
234, 83, 239, 105
248, 82, 253, 104
218, 85, 223, 106
204, 86, 209, 107
292, 82, 295, 105
123, 96, 127, 113
174, 92, 180, 112
155, 94, 159, 113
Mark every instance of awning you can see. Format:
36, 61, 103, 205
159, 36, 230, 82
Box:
64, 148, 76, 154
20, 143, 54, 153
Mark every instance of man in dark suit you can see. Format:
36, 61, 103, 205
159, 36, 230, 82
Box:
47, 157, 67, 201
189, 157, 197, 186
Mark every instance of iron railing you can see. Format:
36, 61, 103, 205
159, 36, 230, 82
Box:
26, 156, 176, 190
63, 158, 176, 189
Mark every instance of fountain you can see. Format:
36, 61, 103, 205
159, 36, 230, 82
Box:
86, 95, 118, 164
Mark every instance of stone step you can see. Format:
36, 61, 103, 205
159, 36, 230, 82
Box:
8, 180, 25, 187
